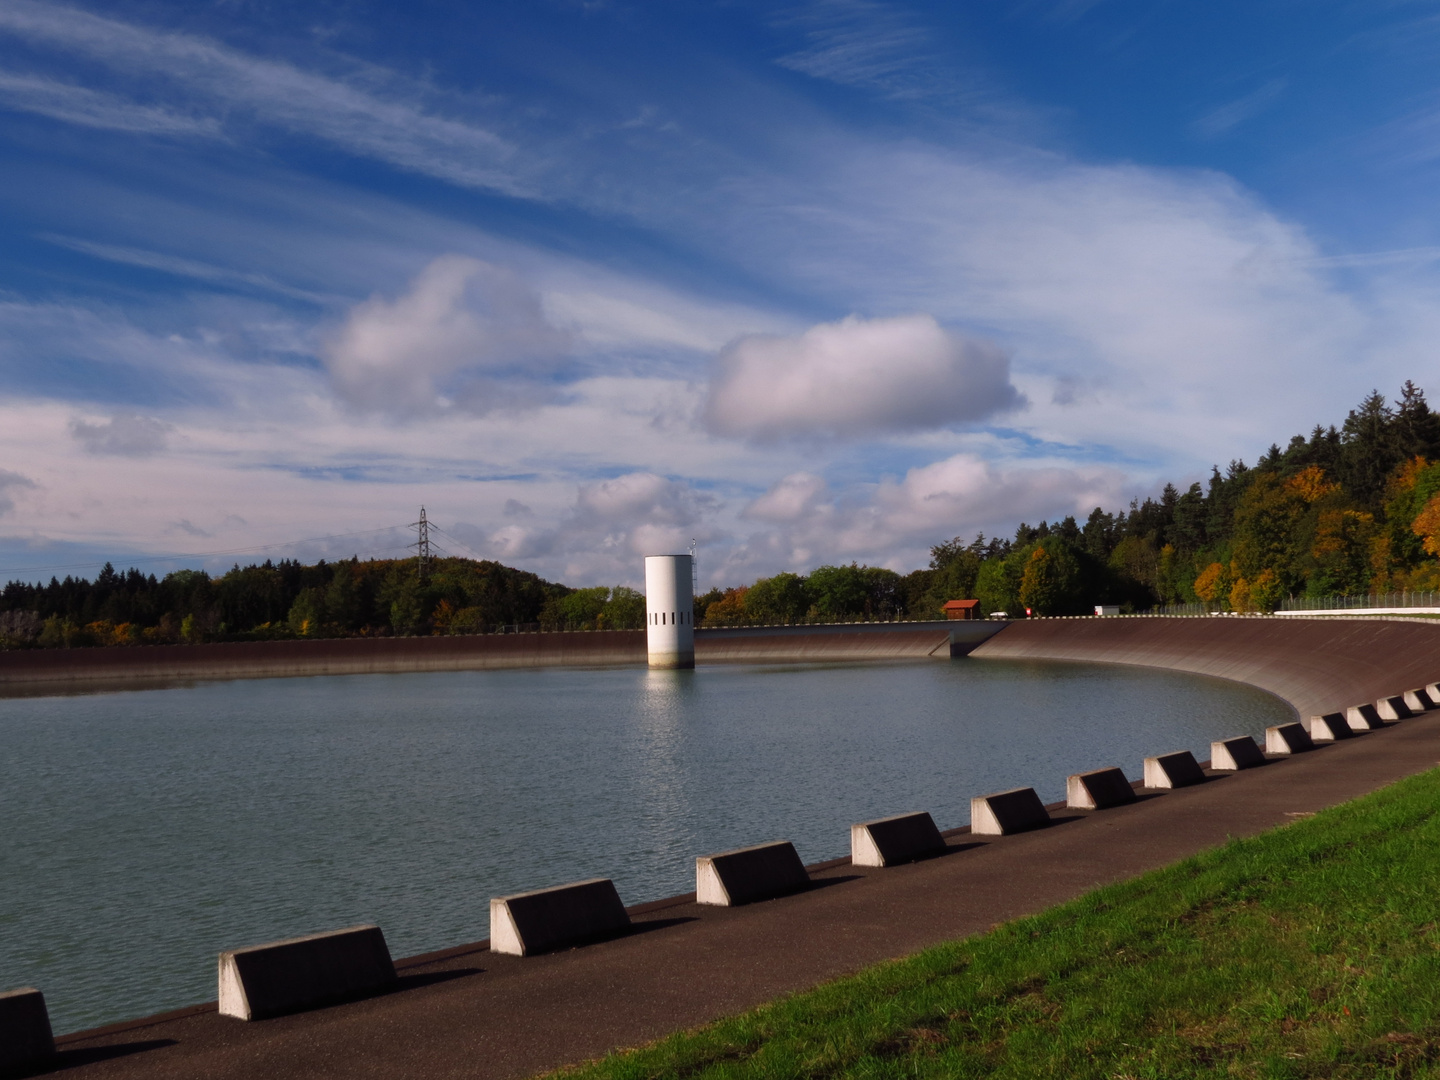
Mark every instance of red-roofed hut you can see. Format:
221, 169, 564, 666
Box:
942, 599, 980, 621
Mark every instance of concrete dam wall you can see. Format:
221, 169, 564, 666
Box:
971, 616, 1440, 720
0, 621, 994, 689
5, 614, 1436, 714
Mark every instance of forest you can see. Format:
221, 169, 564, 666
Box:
5, 383, 1440, 647
0, 555, 639, 648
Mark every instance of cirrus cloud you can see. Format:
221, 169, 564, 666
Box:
703, 313, 1023, 441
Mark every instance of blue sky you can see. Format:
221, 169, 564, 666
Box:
2, 0, 1440, 588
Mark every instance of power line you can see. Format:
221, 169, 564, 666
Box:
427, 523, 488, 563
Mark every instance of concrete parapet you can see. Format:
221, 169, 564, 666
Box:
968, 616, 1440, 723
1311, 712, 1357, 741
218, 925, 396, 1021
0, 988, 54, 1075
1345, 704, 1384, 731
1065, 767, 1137, 809
850, 812, 946, 867
696, 841, 809, 906
1377, 695, 1413, 721
1265, 722, 1315, 755
1211, 735, 1265, 771
1404, 688, 1437, 712
971, 787, 1050, 835
1143, 751, 1205, 789
490, 878, 630, 957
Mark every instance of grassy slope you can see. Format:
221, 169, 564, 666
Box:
561, 769, 1440, 1080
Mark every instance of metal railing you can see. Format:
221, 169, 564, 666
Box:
1278, 591, 1440, 612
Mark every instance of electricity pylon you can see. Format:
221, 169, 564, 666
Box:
410, 507, 432, 581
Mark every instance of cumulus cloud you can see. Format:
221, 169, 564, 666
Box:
704, 314, 1023, 441
741, 472, 829, 523
717, 453, 1129, 580
860, 453, 1128, 543
0, 469, 35, 516
69, 413, 172, 456
456, 471, 718, 584
321, 256, 572, 417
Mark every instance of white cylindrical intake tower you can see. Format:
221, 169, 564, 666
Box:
645, 554, 694, 669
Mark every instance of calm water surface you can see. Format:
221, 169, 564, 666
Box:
0, 658, 1294, 1033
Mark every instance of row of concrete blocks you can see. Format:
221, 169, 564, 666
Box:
7, 683, 1435, 1071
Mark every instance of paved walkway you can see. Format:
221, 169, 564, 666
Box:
48, 713, 1440, 1079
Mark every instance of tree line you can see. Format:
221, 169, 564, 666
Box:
7, 381, 1440, 646
0, 556, 650, 649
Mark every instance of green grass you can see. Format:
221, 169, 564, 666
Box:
560, 770, 1440, 1080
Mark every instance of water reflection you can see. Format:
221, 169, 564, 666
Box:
631, 670, 693, 868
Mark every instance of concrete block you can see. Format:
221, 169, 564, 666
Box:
1210, 735, 1265, 771
1309, 712, 1355, 741
1265, 722, 1315, 754
1143, 751, 1205, 789
696, 841, 809, 906
0, 988, 54, 1075
1345, 704, 1384, 731
1377, 696, 1413, 721
1065, 767, 1137, 809
1426, 683, 1440, 707
218, 925, 396, 1021
1404, 688, 1435, 713
490, 878, 630, 957
850, 812, 946, 867
971, 787, 1050, 835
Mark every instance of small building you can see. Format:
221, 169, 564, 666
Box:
942, 599, 981, 621
1094, 604, 1120, 616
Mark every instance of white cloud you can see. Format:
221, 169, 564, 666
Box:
776, 0, 938, 100
42, 235, 331, 304
1193, 78, 1288, 139
321, 256, 572, 417
452, 471, 720, 584
742, 472, 829, 523
704, 313, 1023, 440
0, 71, 222, 136
69, 413, 173, 456
677, 136, 1402, 471
714, 453, 1130, 580
0, 0, 528, 196
862, 453, 1128, 542
0, 469, 36, 516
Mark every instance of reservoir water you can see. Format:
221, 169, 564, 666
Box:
0, 657, 1294, 1034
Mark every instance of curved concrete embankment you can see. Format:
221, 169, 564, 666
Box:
696, 621, 997, 663
972, 616, 1440, 719
0, 632, 648, 689
0, 621, 999, 689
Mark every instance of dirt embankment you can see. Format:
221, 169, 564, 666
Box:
972, 616, 1440, 718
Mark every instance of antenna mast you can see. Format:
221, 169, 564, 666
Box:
410, 507, 432, 581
